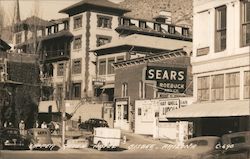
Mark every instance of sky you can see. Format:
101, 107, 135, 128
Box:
0, 0, 124, 25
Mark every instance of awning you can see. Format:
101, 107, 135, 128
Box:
102, 83, 114, 89
165, 100, 250, 118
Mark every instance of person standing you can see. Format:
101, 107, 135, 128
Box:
19, 120, 25, 136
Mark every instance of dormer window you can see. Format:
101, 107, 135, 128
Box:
139, 21, 146, 29
154, 23, 161, 32
123, 18, 130, 26
168, 25, 175, 34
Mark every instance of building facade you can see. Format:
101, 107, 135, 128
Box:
166, 0, 250, 137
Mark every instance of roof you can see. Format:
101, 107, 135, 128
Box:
16, 16, 49, 27
165, 100, 250, 118
59, 0, 130, 14
47, 18, 69, 27
91, 34, 192, 53
0, 38, 11, 51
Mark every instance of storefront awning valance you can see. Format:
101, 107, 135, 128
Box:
165, 100, 250, 118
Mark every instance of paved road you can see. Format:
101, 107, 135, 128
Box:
0, 150, 178, 159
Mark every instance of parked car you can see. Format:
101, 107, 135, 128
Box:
175, 136, 222, 159
0, 128, 29, 150
26, 128, 57, 151
78, 118, 109, 132
219, 131, 250, 159
87, 127, 121, 151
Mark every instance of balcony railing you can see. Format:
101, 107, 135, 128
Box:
43, 49, 70, 62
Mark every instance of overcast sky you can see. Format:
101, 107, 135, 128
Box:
0, 0, 124, 25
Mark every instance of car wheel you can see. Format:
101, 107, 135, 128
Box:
97, 141, 103, 151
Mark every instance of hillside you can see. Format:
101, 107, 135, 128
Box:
120, 0, 193, 29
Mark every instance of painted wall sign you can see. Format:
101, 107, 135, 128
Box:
145, 66, 187, 93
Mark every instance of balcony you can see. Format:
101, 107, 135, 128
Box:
42, 49, 70, 62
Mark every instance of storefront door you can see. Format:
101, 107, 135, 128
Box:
114, 101, 129, 131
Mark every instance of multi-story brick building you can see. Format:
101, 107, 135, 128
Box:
166, 0, 250, 137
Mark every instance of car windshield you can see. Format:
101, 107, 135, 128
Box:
231, 136, 246, 144
186, 140, 208, 146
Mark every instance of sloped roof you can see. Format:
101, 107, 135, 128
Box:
59, 0, 130, 14
91, 34, 192, 52
0, 38, 11, 51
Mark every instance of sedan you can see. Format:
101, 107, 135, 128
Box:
0, 128, 29, 150
79, 118, 109, 132
175, 136, 222, 159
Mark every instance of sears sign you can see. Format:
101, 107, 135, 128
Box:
145, 66, 187, 93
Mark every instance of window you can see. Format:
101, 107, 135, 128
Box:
48, 27, 52, 35
122, 18, 130, 26
138, 108, 142, 116
56, 84, 63, 99
197, 76, 210, 101
123, 105, 128, 120
215, 6, 227, 52
211, 74, 224, 101
168, 25, 175, 34
225, 72, 240, 100
241, 2, 250, 46
73, 15, 82, 29
139, 81, 145, 99
107, 58, 115, 74
54, 25, 58, 33
154, 23, 161, 32
64, 21, 69, 30
122, 83, 128, 97
72, 59, 82, 74
182, 28, 189, 36
96, 35, 111, 47
116, 56, 124, 62
57, 63, 64, 76
244, 71, 250, 99
72, 83, 81, 99
73, 36, 82, 50
97, 15, 112, 28
16, 33, 22, 44
139, 21, 146, 29
99, 59, 106, 75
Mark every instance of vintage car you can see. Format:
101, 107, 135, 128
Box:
78, 118, 109, 132
219, 131, 250, 159
26, 128, 57, 151
0, 128, 29, 150
88, 127, 121, 151
175, 136, 222, 159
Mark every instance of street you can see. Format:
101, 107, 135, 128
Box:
0, 149, 178, 159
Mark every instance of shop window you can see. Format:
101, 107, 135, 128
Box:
96, 35, 111, 47
241, 1, 250, 47
139, 21, 146, 29
215, 6, 227, 52
197, 76, 210, 101
225, 72, 240, 100
123, 104, 128, 120
72, 59, 82, 74
72, 83, 81, 99
73, 15, 82, 29
73, 36, 82, 50
98, 59, 106, 75
16, 33, 22, 44
211, 74, 224, 101
107, 58, 115, 74
97, 15, 112, 29
154, 23, 161, 32
122, 83, 128, 97
57, 63, 64, 76
244, 71, 250, 99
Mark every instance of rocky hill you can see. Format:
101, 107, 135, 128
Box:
120, 0, 193, 29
